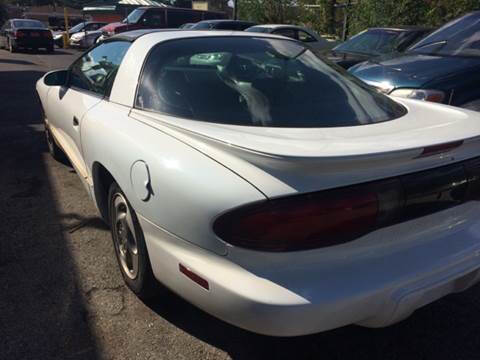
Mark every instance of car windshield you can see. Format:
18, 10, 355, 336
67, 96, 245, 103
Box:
136, 37, 406, 128
245, 26, 270, 33
69, 22, 85, 32
123, 9, 145, 24
409, 12, 480, 57
334, 29, 404, 55
13, 20, 46, 29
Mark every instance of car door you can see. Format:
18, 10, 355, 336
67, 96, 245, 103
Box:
46, 41, 131, 181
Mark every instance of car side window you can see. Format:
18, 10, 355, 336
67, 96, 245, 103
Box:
298, 30, 316, 43
141, 10, 166, 27
273, 28, 297, 40
69, 41, 131, 97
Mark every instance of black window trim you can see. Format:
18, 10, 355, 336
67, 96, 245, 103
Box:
67, 39, 132, 100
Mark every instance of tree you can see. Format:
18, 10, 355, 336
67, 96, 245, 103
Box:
0, 0, 8, 26
238, 0, 297, 23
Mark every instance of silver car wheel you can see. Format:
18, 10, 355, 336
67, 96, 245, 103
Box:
112, 193, 139, 279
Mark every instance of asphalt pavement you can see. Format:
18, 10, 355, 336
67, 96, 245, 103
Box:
1, 47, 480, 360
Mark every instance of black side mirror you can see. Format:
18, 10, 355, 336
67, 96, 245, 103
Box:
44, 69, 68, 86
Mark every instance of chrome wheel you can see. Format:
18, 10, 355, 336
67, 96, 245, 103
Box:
112, 193, 139, 279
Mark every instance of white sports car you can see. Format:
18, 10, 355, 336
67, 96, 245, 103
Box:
36, 29, 480, 337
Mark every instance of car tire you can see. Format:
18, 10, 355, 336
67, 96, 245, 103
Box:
108, 182, 158, 300
462, 99, 480, 112
47, 45, 54, 53
45, 125, 64, 161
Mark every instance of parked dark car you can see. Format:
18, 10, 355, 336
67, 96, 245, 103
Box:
349, 11, 480, 110
324, 26, 432, 69
0, 19, 54, 53
101, 6, 226, 38
190, 20, 257, 31
53, 21, 107, 48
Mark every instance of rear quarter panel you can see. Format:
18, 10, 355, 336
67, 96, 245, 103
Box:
80, 101, 265, 255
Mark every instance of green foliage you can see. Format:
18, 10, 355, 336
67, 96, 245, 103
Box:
237, 0, 480, 37
238, 0, 297, 23
349, 0, 480, 36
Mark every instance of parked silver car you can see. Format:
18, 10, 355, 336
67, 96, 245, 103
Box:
246, 24, 336, 50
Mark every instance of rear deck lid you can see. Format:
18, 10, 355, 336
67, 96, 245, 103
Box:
131, 97, 480, 198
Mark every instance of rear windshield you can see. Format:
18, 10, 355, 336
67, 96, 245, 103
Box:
334, 29, 403, 55
409, 12, 480, 57
13, 20, 46, 29
136, 37, 406, 127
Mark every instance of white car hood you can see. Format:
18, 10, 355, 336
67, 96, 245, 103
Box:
130, 99, 480, 197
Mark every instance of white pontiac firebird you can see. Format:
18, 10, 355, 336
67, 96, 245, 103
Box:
36, 29, 480, 337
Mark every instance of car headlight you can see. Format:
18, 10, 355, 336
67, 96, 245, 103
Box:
390, 89, 445, 103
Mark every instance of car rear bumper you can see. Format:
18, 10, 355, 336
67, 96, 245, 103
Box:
13, 38, 52, 48
139, 201, 480, 336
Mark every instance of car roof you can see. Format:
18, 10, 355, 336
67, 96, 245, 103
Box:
252, 24, 298, 28
249, 24, 318, 33
11, 18, 43, 22
109, 28, 294, 43
367, 26, 432, 31
198, 20, 255, 23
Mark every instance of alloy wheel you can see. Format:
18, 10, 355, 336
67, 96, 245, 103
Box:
112, 193, 139, 279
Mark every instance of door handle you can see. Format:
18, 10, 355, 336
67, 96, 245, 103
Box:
73, 116, 79, 126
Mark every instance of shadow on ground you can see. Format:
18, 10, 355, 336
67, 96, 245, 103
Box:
145, 274, 480, 360
0, 70, 100, 359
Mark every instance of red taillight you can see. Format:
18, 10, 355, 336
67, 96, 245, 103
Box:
214, 182, 397, 252
42, 31, 52, 38
15, 30, 25, 38
214, 156, 480, 252
416, 140, 464, 158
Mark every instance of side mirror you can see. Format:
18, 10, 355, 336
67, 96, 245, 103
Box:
44, 69, 68, 86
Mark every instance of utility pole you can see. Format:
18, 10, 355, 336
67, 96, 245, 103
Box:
233, 0, 237, 20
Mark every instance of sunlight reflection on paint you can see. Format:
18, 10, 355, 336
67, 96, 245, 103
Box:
163, 158, 181, 170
